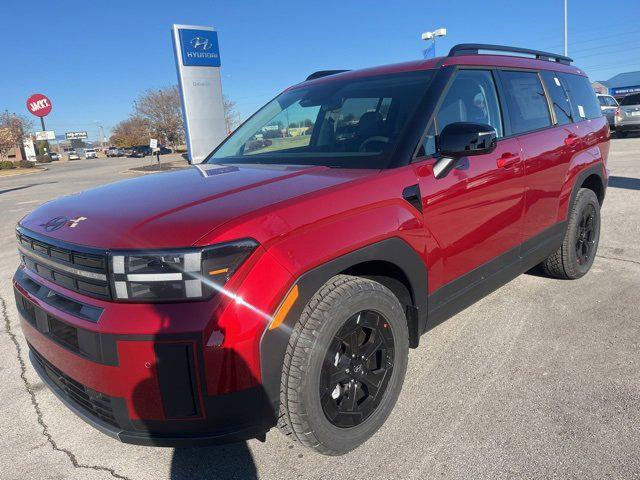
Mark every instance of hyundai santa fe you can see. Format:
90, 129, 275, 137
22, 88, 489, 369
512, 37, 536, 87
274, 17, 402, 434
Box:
14, 44, 609, 455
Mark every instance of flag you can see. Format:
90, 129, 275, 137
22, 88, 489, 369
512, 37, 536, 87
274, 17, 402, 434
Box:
422, 43, 435, 59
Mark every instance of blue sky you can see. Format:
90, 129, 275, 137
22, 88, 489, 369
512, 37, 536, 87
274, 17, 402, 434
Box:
1, 0, 639, 140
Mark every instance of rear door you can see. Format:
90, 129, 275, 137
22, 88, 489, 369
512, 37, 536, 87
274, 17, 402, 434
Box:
497, 69, 573, 242
413, 68, 525, 293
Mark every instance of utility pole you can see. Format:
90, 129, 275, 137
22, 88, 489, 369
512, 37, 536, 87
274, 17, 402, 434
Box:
564, 0, 568, 56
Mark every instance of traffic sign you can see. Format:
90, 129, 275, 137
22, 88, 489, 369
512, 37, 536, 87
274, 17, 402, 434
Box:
149, 138, 158, 149
26, 93, 52, 117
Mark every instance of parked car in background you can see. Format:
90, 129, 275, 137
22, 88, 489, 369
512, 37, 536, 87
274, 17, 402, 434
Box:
13, 43, 609, 456
106, 147, 122, 157
122, 148, 134, 157
85, 148, 98, 159
49, 153, 61, 161
615, 93, 640, 137
129, 146, 151, 158
67, 151, 80, 161
597, 94, 618, 128
158, 146, 172, 155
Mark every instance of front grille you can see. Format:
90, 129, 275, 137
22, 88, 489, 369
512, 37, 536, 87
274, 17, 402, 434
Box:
16, 228, 111, 300
30, 345, 119, 428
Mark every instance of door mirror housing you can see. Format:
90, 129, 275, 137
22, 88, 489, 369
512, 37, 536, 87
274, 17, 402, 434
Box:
439, 122, 497, 157
433, 122, 497, 179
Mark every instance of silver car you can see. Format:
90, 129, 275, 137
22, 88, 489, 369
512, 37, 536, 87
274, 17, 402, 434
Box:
597, 94, 618, 128
615, 93, 640, 137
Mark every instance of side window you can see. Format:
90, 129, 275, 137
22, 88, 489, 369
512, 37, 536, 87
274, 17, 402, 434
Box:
500, 70, 551, 134
540, 70, 573, 125
435, 69, 503, 137
560, 73, 602, 120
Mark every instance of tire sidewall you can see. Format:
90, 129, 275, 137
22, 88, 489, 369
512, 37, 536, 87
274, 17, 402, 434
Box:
565, 189, 601, 278
298, 284, 408, 453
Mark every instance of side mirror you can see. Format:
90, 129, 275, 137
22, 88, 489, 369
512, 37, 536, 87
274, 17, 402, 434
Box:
433, 122, 497, 179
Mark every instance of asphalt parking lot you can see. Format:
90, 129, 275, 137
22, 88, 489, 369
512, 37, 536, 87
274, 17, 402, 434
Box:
0, 142, 638, 480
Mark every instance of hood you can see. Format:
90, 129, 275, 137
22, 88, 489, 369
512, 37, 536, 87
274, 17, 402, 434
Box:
20, 163, 374, 249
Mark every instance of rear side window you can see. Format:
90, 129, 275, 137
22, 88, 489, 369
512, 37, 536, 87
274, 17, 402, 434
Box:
540, 71, 573, 125
500, 70, 551, 134
559, 73, 602, 120
598, 96, 617, 107
620, 93, 640, 106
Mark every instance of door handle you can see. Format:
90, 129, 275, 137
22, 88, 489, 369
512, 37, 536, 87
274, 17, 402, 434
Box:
564, 133, 578, 146
497, 153, 520, 168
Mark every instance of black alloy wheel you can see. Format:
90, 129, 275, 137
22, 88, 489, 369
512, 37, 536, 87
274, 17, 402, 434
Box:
576, 203, 597, 266
319, 310, 395, 428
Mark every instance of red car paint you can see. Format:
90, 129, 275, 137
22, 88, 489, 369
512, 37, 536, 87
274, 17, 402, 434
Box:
14, 49, 609, 445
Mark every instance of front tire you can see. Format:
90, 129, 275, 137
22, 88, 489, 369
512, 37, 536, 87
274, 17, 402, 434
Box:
278, 275, 409, 455
542, 188, 600, 279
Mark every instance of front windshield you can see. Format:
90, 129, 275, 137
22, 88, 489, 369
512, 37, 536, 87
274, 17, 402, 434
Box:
207, 70, 434, 168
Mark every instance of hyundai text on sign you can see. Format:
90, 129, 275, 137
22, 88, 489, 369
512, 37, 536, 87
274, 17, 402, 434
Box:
26, 93, 52, 117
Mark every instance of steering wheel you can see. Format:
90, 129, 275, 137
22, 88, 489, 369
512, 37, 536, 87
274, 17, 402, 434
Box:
358, 136, 389, 152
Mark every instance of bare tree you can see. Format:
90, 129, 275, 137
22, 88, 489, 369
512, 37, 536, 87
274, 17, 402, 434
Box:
109, 116, 152, 147
0, 110, 33, 156
134, 86, 184, 147
224, 95, 240, 133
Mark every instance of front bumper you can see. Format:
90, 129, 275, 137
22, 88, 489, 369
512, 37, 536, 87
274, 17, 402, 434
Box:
14, 265, 282, 446
29, 346, 270, 446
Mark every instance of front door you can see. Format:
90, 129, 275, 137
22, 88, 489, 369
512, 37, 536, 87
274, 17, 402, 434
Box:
412, 68, 526, 300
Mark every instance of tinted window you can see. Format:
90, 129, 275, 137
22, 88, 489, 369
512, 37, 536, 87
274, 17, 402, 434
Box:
598, 96, 617, 107
540, 71, 573, 125
436, 69, 503, 137
620, 93, 640, 106
209, 71, 434, 168
500, 70, 551, 134
559, 73, 602, 120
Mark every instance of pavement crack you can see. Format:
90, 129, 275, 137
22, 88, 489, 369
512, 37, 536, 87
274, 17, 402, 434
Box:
0, 295, 133, 480
596, 254, 640, 266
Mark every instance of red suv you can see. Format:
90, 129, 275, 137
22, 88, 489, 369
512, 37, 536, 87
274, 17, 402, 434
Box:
14, 44, 609, 455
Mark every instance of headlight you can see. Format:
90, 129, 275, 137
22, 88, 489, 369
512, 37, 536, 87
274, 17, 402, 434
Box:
109, 239, 257, 302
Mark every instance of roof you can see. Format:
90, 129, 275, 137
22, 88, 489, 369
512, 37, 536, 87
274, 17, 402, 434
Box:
601, 71, 640, 89
290, 54, 583, 91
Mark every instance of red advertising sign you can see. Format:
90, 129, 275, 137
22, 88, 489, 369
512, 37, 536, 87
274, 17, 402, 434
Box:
26, 93, 52, 117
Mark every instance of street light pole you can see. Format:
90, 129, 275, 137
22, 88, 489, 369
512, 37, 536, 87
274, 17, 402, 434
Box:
421, 28, 447, 57
564, 0, 568, 56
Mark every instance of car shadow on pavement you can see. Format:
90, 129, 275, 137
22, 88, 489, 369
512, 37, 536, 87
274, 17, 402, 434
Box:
608, 176, 640, 191
171, 442, 257, 480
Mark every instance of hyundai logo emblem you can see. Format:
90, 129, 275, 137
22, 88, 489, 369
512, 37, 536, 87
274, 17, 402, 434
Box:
40, 216, 68, 232
190, 37, 212, 51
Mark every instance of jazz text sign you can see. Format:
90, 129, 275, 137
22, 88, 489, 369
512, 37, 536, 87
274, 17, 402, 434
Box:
27, 93, 52, 117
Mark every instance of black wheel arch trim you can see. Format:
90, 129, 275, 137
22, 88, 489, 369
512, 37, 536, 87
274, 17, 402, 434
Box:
568, 163, 607, 210
259, 237, 427, 412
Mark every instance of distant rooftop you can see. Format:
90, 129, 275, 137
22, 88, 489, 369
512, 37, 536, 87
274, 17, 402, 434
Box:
597, 71, 640, 88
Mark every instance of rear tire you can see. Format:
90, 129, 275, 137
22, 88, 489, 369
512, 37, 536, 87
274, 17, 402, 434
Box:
542, 188, 600, 279
278, 274, 409, 455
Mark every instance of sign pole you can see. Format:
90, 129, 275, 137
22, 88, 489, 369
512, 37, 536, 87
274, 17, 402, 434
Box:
39, 117, 49, 154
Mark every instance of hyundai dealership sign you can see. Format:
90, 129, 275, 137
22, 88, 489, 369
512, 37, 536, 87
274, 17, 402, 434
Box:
178, 29, 221, 67
172, 25, 226, 164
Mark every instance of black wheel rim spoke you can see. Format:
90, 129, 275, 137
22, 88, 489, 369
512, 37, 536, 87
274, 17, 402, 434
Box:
319, 309, 395, 428
575, 204, 597, 265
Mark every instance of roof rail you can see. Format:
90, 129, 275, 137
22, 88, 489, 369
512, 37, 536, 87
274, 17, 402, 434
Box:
305, 69, 350, 81
448, 43, 573, 65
